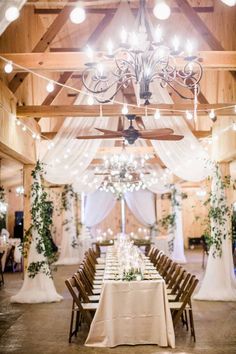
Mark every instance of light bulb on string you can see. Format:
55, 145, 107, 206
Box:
22, 125, 26, 132
185, 110, 193, 120
153, 1, 171, 20
233, 122, 236, 131
5, 6, 19, 22
154, 109, 161, 120
16, 120, 21, 126
46, 80, 54, 93
122, 103, 128, 115
70, 5, 86, 24
4, 61, 13, 73
209, 109, 217, 122
32, 133, 36, 139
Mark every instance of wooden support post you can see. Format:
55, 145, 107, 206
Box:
23, 164, 35, 272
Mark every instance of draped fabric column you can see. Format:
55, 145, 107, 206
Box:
124, 190, 156, 226
194, 167, 236, 301
55, 192, 80, 265
171, 192, 186, 264
84, 191, 116, 228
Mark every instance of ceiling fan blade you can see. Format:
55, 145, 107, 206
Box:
138, 128, 174, 137
76, 134, 122, 140
95, 128, 123, 136
135, 116, 145, 130
117, 116, 124, 131
141, 134, 184, 141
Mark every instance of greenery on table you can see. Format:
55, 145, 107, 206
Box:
122, 269, 142, 281
23, 161, 56, 278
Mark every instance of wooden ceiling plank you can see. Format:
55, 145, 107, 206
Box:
17, 103, 236, 118
2, 51, 235, 72
8, 3, 73, 93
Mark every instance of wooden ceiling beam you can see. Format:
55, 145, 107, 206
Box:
34, 6, 214, 15
2, 51, 235, 72
17, 103, 236, 118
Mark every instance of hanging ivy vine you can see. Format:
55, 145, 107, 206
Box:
200, 165, 235, 257
157, 186, 187, 253
23, 161, 56, 278
0, 185, 7, 230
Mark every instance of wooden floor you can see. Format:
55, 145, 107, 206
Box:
0, 249, 236, 354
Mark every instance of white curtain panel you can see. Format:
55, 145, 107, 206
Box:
84, 190, 116, 228
55, 191, 80, 265
171, 191, 186, 263
0, 0, 26, 36
194, 167, 236, 301
124, 190, 156, 226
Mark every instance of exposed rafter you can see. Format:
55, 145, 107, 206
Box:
16, 104, 236, 118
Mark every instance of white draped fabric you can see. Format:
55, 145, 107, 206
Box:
84, 191, 116, 228
124, 190, 156, 226
0, 0, 26, 36
11, 173, 62, 303
194, 167, 236, 301
171, 192, 186, 263
55, 192, 80, 265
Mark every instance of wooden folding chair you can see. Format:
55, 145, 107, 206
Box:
65, 277, 98, 343
74, 273, 100, 303
0, 251, 5, 286
169, 276, 199, 341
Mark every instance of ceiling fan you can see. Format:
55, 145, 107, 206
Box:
76, 115, 184, 145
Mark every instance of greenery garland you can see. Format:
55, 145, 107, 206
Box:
0, 185, 7, 230
201, 164, 235, 257
24, 161, 56, 278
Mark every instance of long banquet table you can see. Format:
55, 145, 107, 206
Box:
85, 246, 175, 348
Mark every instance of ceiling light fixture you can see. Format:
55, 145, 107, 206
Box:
82, 0, 202, 105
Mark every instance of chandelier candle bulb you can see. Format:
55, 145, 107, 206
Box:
86, 45, 94, 62
120, 27, 128, 44
172, 36, 180, 53
155, 25, 163, 43
107, 40, 114, 57
185, 40, 194, 58
154, 109, 161, 120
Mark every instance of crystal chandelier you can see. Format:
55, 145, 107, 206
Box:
82, 0, 203, 105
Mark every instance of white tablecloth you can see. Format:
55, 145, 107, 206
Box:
85, 278, 175, 348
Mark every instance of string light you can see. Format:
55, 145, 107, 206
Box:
5, 6, 19, 22
121, 103, 128, 115
186, 110, 193, 120
153, 1, 171, 20
209, 109, 217, 122
22, 125, 26, 132
4, 61, 13, 73
70, 5, 86, 24
46, 80, 54, 93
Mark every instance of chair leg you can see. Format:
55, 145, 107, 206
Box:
189, 308, 196, 342
69, 303, 75, 343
